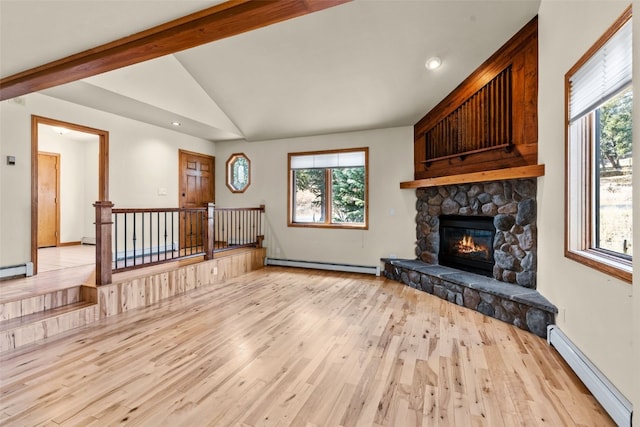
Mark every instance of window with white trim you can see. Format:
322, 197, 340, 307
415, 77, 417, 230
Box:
288, 148, 368, 229
565, 7, 632, 282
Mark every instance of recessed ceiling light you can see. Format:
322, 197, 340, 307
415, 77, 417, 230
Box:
425, 56, 442, 70
52, 126, 70, 135
171, 121, 181, 126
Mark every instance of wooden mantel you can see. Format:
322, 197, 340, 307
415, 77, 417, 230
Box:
400, 164, 545, 189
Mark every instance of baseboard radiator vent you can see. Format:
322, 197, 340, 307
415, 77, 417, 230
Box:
81, 236, 96, 245
547, 325, 633, 427
265, 258, 380, 276
114, 242, 178, 261
0, 262, 34, 279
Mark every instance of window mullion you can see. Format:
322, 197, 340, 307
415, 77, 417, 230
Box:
592, 110, 601, 250
325, 168, 332, 224
585, 112, 595, 250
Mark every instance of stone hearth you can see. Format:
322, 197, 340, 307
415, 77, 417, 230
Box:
382, 259, 556, 338
415, 178, 538, 288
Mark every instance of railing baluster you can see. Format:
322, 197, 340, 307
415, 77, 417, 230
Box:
171, 211, 175, 260
114, 213, 119, 270
163, 211, 167, 261
124, 212, 129, 268
141, 212, 145, 266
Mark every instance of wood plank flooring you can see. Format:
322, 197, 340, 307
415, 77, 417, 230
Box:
38, 245, 95, 273
0, 267, 612, 426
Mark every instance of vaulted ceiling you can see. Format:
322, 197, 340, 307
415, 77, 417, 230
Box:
1, 0, 541, 143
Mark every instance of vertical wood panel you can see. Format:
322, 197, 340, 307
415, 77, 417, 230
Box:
423, 66, 512, 162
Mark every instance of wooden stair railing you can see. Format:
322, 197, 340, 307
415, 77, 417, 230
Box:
94, 202, 265, 285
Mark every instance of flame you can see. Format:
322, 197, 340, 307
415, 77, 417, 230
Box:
455, 234, 489, 256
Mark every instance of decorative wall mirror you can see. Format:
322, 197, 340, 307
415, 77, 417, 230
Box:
226, 153, 251, 193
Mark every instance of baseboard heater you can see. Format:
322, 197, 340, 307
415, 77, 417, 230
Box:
547, 325, 633, 427
0, 262, 34, 279
114, 242, 178, 261
265, 258, 380, 276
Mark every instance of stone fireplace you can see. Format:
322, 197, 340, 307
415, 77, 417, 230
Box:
382, 177, 555, 338
415, 178, 538, 288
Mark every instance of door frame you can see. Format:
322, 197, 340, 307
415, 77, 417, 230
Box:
37, 151, 61, 248
31, 115, 109, 274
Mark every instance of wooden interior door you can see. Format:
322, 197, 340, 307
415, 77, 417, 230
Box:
179, 150, 215, 250
37, 152, 60, 248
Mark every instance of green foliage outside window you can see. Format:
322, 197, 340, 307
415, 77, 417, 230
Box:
294, 167, 365, 224
332, 168, 365, 223
598, 89, 632, 169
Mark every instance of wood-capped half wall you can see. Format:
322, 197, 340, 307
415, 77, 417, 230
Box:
413, 17, 538, 180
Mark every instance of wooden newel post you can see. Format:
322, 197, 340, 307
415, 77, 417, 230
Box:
94, 201, 114, 286
256, 204, 265, 248
205, 202, 215, 260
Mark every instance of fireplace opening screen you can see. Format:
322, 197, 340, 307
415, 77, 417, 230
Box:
439, 216, 495, 276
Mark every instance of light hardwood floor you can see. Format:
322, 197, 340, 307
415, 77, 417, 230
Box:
0, 267, 612, 426
38, 245, 95, 273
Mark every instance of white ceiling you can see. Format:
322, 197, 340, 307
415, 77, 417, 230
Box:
1, 0, 541, 143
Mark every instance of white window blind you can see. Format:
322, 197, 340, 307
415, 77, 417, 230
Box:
290, 150, 365, 169
569, 19, 632, 123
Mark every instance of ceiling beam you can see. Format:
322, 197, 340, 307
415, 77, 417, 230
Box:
0, 0, 350, 101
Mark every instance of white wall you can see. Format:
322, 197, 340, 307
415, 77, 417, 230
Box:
0, 98, 31, 266
38, 126, 99, 243
84, 139, 100, 240
214, 127, 416, 268
538, 0, 635, 401
0, 93, 215, 267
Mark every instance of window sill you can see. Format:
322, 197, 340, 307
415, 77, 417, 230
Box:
565, 248, 632, 284
288, 222, 368, 230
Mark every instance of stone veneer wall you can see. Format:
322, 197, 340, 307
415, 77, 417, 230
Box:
415, 178, 537, 288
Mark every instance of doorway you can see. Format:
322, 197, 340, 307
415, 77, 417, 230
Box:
179, 150, 215, 251
31, 116, 109, 274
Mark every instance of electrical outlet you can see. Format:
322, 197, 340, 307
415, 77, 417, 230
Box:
213, 266, 218, 275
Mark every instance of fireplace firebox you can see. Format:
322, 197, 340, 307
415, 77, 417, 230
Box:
439, 215, 495, 277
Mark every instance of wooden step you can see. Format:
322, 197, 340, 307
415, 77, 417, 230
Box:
0, 301, 98, 353
0, 286, 83, 321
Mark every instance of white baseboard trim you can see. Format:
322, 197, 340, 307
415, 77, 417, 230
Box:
265, 258, 380, 276
547, 325, 632, 427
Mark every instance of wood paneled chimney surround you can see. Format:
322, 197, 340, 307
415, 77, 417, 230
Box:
402, 16, 543, 188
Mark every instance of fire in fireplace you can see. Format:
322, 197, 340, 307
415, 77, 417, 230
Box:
439, 215, 495, 277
